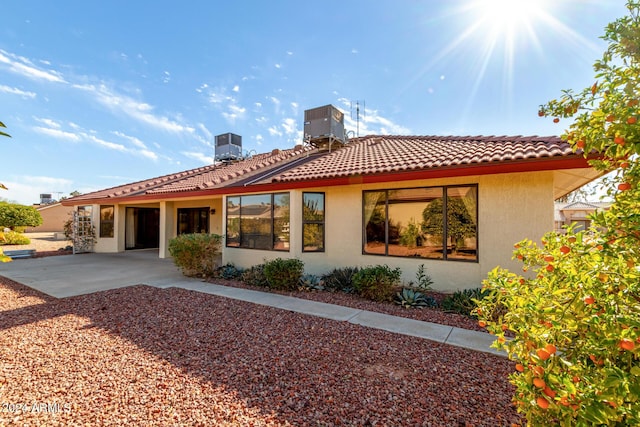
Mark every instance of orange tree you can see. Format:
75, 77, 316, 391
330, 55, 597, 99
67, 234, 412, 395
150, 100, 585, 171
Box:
475, 2, 640, 425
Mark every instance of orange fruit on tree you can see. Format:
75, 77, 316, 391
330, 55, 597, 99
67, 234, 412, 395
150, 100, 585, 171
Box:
538, 110, 545, 117
533, 366, 544, 376
537, 348, 551, 361
543, 386, 557, 398
546, 264, 554, 272
545, 344, 557, 355
568, 236, 577, 243
533, 377, 546, 388
606, 114, 616, 122
620, 161, 630, 168
618, 182, 632, 191
619, 338, 635, 351
515, 363, 525, 372
576, 140, 586, 149
544, 255, 554, 262
478, 320, 487, 328
614, 136, 626, 145
627, 116, 637, 124
553, 117, 560, 123
560, 245, 571, 254
584, 295, 595, 305
537, 397, 550, 409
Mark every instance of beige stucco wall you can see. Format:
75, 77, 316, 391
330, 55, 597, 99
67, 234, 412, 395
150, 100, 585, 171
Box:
26, 204, 74, 232
222, 171, 555, 292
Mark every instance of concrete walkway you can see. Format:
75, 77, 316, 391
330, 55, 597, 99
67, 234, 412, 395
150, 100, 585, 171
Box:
0, 251, 505, 357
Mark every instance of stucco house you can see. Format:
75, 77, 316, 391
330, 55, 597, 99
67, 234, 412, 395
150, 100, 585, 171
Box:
554, 200, 611, 233
26, 202, 74, 233
62, 133, 601, 291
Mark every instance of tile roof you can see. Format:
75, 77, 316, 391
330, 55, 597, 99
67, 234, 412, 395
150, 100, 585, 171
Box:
272, 135, 574, 183
65, 134, 585, 204
67, 146, 312, 203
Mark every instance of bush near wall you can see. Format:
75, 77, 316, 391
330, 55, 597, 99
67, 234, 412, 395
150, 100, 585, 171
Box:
168, 233, 222, 277
352, 265, 401, 302
0, 231, 30, 245
263, 258, 304, 291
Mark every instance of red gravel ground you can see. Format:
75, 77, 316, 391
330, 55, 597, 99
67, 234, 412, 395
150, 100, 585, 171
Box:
0, 276, 522, 426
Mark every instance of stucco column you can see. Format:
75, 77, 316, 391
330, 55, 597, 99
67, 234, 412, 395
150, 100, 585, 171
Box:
159, 201, 174, 258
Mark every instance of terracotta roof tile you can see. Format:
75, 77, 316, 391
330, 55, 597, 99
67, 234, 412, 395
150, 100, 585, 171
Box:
65, 134, 581, 204
272, 135, 574, 183
68, 145, 312, 202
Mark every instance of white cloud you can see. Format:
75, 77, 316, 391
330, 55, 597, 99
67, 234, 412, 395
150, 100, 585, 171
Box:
268, 126, 282, 137
281, 117, 297, 135
0, 85, 36, 99
255, 134, 263, 145
162, 71, 171, 83
275, 63, 281, 69
84, 133, 127, 152
254, 102, 262, 109
73, 83, 194, 134
255, 116, 268, 124
351, 48, 359, 54
181, 151, 213, 164
0, 49, 66, 83
286, 51, 293, 56
1, 175, 74, 205
34, 117, 61, 128
232, 85, 239, 92
197, 123, 213, 141
33, 126, 81, 142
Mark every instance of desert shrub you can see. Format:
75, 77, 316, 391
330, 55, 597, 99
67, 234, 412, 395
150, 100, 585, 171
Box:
394, 288, 437, 309
352, 265, 401, 302
322, 267, 359, 293
241, 264, 269, 287
442, 287, 488, 317
263, 258, 304, 291
298, 274, 325, 291
168, 233, 222, 277
0, 230, 31, 245
215, 263, 244, 280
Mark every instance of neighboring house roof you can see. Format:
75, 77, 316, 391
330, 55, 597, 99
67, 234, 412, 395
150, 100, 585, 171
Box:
559, 201, 610, 210
62, 134, 596, 205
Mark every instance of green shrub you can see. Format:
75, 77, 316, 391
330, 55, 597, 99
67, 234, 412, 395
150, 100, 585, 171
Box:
241, 264, 269, 287
441, 287, 488, 317
322, 267, 359, 293
0, 231, 31, 245
168, 233, 222, 277
352, 265, 401, 302
263, 258, 304, 291
0, 202, 42, 229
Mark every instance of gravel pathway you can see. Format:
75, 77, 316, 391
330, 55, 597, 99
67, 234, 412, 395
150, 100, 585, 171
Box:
0, 276, 522, 426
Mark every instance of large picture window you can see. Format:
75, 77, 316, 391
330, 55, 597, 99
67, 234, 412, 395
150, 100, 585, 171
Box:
177, 208, 209, 235
99, 205, 114, 238
363, 185, 477, 261
226, 193, 290, 251
302, 192, 325, 252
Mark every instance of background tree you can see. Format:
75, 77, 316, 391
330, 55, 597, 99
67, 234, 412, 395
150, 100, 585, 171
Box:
421, 197, 474, 252
476, 2, 640, 425
0, 202, 43, 230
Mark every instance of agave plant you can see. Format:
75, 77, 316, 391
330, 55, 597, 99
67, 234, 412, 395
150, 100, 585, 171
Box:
298, 274, 325, 291
394, 288, 436, 309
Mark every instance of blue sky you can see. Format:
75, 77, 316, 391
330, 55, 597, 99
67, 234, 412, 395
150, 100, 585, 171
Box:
0, 0, 628, 205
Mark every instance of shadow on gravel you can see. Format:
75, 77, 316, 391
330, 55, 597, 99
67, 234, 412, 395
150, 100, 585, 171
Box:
0, 277, 522, 426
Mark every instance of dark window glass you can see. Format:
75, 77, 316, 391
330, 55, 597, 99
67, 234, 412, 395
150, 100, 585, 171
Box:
363, 185, 478, 262
226, 193, 290, 251
177, 208, 209, 235
99, 205, 114, 238
302, 192, 324, 252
